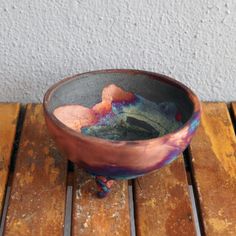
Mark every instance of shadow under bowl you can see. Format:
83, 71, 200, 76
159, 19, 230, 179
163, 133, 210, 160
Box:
43, 69, 201, 180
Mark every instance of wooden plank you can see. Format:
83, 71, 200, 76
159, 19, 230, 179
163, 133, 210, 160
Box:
0, 103, 20, 217
72, 168, 130, 236
134, 155, 195, 236
4, 104, 68, 236
189, 102, 236, 235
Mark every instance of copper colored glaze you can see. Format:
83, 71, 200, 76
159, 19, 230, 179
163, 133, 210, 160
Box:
43, 69, 201, 179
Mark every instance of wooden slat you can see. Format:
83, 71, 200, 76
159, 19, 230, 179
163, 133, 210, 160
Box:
4, 104, 68, 236
134, 155, 195, 236
189, 102, 236, 235
0, 103, 20, 217
72, 168, 130, 236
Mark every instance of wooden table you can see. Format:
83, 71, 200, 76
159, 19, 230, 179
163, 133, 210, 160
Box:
0, 102, 235, 236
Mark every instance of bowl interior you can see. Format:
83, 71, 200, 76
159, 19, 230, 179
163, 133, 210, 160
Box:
46, 71, 194, 127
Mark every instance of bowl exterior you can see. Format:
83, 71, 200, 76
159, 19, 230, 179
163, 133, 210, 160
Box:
44, 109, 200, 179
43, 69, 201, 179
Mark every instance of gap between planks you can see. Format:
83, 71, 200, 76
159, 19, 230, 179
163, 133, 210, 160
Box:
0, 174, 14, 236
184, 150, 204, 236
8, 105, 26, 172
229, 103, 236, 134
64, 172, 74, 236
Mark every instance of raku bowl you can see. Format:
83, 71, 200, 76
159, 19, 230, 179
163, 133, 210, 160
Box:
43, 69, 201, 197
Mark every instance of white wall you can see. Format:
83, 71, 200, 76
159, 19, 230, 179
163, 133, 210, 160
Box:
0, 0, 235, 102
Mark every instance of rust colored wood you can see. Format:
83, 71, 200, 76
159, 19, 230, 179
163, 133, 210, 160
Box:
4, 104, 68, 236
134, 155, 195, 236
189, 102, 236, 235
0, 103, 20, 217
72, 168, 130, 236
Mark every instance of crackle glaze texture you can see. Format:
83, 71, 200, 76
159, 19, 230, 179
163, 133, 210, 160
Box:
0, 0, 235, 102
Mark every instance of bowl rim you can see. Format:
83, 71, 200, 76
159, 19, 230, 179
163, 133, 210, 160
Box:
43, 69, 201, 145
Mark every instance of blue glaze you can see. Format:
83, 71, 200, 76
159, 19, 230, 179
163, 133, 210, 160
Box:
81, 95, 183, 141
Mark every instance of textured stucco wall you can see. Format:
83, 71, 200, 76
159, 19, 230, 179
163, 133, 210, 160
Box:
0, 0, 235, 102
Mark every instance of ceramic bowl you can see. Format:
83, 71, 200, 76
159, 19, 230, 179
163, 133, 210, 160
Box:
43, 69, 201, 197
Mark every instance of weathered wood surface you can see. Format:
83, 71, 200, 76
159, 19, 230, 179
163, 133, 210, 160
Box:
4, 104, 68, 236
189, 103, 236, 235
134, 155, 195, 236
72, 168, 130, 236
0, 103, 20, 217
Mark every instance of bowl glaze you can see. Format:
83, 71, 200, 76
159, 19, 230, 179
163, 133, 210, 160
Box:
43, 69, 201, 182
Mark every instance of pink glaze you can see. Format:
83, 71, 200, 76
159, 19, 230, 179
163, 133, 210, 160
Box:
53, 105, 97, 132
53, 84, 135, 132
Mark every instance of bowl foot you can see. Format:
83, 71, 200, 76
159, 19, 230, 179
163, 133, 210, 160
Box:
95, 176, 115, 198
